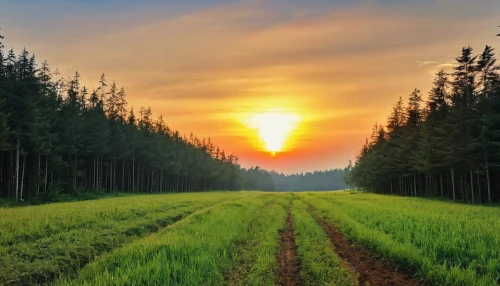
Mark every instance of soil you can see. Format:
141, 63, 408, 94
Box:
311, 209, 420, 286
277, 209, 303, 286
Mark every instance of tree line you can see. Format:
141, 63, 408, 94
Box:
243, 167, 348, 191
0, 30, 243, 201
344, 44, 500, 204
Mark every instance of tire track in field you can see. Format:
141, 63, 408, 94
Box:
224, 201, 276, 285
307, 205, 419, 286
10, 201, 227, 286
277, 208, 303, 286
224, 204, 268, 285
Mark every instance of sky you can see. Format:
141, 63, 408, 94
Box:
1, 0, 499, 174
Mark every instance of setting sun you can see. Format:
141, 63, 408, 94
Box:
247, 110, 301, 155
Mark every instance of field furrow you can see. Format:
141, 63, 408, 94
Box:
2, 191, 499, 286
292, 198, 357, 286
301, 192, 500, 285
308, 205, 418, 286
55, 194, 273, 285
277, 207, 303, 286
0, 192, 243, 285
223, 196, 288, 286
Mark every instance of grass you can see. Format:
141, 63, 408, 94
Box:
0, 192, 243, 285
291, 198, 358, 286
2, 191, 500, 286
301, 192, 500, 285
224, 195, 288, 286
55, 193, 273, 285
0, 190, 129, 207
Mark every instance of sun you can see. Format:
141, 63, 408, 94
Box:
248, 110, 301, 154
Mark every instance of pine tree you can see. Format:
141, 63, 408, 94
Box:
0, 28, 247, 199
348, 44, 500, 204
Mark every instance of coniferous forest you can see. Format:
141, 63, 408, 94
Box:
3, 0, 500, 283
0, 30, 244, 200
0, 29, 348, 201
344, 44, 500, 204
244, 167, 348, 191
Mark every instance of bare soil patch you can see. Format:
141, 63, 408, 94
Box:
277, 209, 303, 286
310, 207, 420, 286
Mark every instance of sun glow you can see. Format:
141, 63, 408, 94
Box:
248, 110, 301, 154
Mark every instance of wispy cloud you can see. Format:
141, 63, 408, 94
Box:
417, 61, 437, 66
437, 62, 456, 68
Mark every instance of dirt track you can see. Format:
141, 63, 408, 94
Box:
312, 210, 420, 286
277, 209, 303, 286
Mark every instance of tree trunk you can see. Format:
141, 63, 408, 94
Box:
96, 155, 99, 189
110, 160, 113, 191
122, 160, 125, 192
470, 167, 474, 204
440, 173, 444, 198
425, 174, 429, 196
20, 155, 26, 200
451, 166, 456, 203
175, 174, 181, 192
109, 160, 113, 192
105, 161, 108, 192
128, 168, 131, 192
37, 154, 41, 196
95, 158, 97, 189
399, 177, 402, 195
93, 156, 95, 189
15, 137, 20, 201
139, 164, 142, 192
100, 156, 103, 189
166, 174, 170, 192
9, 150, 13, 198
476, 171, 481, 204
460, 176, 465, 203
485, 155, 491, 204
160, 170, 163, 192
405, 177, 409, 196
113, 160, 117, 192
45, 156, 48, 192
74, 153, 78, 190
413, 173, 417, 196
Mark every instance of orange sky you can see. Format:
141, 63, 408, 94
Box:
1, 0, 500, 173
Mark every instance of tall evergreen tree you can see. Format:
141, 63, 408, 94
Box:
348, 44, 500, 204
0, 29, 247, 199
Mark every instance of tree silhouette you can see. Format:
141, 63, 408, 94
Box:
347, 44, 500, 204
0, 29, 245, 200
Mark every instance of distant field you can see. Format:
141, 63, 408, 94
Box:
1, 191, 499, 285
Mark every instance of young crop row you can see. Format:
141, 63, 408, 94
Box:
50, 193, 362, 285
55, 194, 279, 285
291, 198, 358, 286
301, 192, 500, 285
3, 191, 498, 285
0, 192, 244, 284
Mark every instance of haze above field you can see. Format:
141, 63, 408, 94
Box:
1, 0, 499, 173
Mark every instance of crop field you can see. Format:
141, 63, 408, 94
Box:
1, 191, 500, 285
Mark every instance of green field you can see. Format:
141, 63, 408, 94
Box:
1, 191, 499, 285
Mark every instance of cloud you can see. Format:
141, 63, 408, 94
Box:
437, 62, 456, 68
1, 0, 499, 172
417, 61, 437, 66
